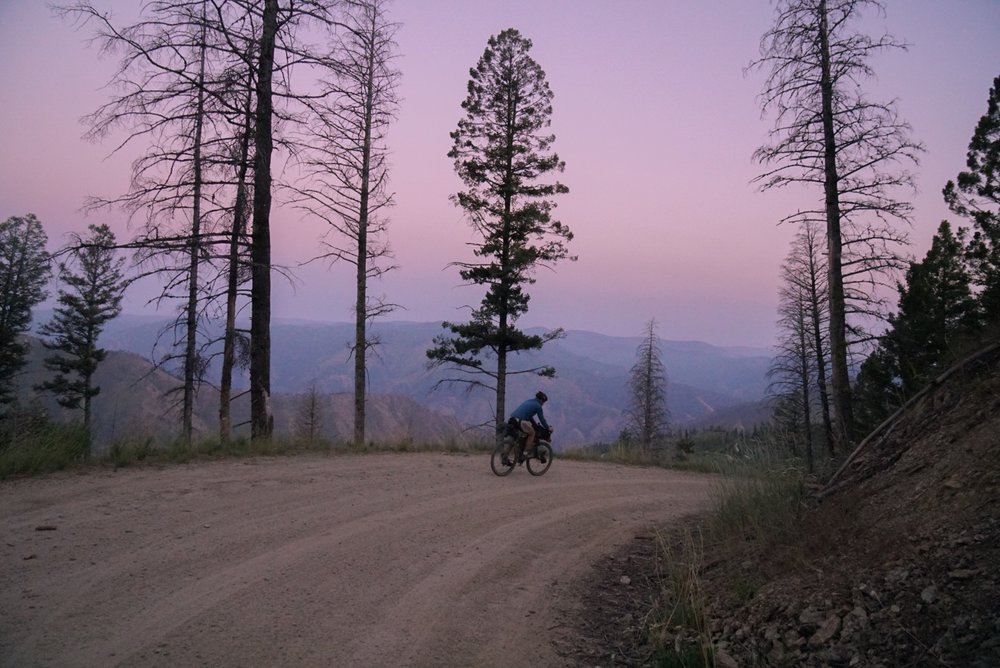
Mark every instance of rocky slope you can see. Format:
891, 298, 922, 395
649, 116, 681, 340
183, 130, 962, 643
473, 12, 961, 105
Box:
570, 343, 1000, 667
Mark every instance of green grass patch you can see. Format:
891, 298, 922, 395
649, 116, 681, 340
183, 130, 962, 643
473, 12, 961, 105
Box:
702, 445, 808, 552
641, 438, 811, 665
0, 419, 91, 477
3, 426, 493, 476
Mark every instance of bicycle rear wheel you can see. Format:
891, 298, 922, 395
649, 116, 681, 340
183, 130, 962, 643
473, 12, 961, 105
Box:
526, 443, 553, 476
490, 441, 515, 476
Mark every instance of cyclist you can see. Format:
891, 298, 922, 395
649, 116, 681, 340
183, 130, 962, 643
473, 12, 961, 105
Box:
506, 391, 551, 462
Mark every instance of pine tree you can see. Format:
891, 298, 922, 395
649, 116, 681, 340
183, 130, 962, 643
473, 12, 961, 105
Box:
853, 221, 979, 434
884, 221, 981, 396
37, 224, 126, 432
427, 28, 574, 431
626, 319, 670, 456
0, 214, 51, 410
944, 74, 1000, 321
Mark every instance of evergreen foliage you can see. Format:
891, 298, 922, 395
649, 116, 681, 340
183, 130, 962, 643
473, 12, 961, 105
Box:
0, 214, 51, 409
944, 74, 1000, 321
853, 222, 980, 434
855, 75, 1000, 437
885, 222, 982, 392
427, 28, 573, 429
36, 224, 126, 431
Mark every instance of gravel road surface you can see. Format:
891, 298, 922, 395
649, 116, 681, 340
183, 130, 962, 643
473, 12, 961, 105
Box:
1, 453, 714, 667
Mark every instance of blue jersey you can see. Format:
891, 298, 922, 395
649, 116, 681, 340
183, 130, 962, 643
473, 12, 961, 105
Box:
510, 398, 550, 430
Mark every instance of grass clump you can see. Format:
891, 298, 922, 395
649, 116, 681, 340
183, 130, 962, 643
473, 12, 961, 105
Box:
0, 406, 91, 477
3, 423, 488, 477
647, 529, 716, 667
642, 438, 810, 666
703, 444, 808, 552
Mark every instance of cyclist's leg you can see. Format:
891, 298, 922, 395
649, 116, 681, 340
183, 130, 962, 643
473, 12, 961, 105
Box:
520, 420, 536, 455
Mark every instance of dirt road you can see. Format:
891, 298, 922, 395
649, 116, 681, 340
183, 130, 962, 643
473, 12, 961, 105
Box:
1, 453, 714, 667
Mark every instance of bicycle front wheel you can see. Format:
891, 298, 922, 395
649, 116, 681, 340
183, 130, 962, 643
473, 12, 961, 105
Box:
526, 443, 553, 476
490, 442, 515, 477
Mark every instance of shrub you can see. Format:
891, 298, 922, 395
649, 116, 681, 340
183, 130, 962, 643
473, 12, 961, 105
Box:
0, 408, 90, 477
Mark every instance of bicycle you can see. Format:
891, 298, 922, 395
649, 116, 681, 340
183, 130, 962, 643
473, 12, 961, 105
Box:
490, 422, 553, 477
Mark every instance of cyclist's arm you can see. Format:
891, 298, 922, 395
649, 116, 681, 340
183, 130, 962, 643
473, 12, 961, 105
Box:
537, 407, 550, 430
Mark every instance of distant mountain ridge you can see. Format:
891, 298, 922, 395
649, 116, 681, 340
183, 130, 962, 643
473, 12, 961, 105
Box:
27, 313, 774, 447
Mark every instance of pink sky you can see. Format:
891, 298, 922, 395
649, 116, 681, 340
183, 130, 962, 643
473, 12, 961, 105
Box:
1, 1, 998, 347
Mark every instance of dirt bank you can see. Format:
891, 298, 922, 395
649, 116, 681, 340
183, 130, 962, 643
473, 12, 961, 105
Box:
0, 453, 714, 667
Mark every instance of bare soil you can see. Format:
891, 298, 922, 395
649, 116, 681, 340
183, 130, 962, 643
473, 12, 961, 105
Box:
0, 453, 714, 667
574, 345, 1000, 667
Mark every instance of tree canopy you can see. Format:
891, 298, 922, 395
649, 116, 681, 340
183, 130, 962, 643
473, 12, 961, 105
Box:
0, 214, 51, 410
427, 28, 573, 430
37, 224, 127, 432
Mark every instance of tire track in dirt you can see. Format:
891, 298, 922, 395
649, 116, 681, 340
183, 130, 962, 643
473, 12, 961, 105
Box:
0, 453, 714, 667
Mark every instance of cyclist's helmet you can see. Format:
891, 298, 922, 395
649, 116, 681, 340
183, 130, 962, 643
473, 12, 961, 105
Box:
536, 391, 548, 403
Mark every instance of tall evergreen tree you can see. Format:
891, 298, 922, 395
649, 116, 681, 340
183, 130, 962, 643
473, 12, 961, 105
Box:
884, 221, 981, 396
0, 214, 51, 410
752, 0, 923, 446
37, 224, 127, 432
427, 28, 574, 431
944, 74, 1000, 322
626, 319, 670, 456
853, 221, 979, 434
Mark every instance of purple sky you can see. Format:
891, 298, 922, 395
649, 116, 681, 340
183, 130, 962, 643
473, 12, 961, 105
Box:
1, 1, 998, 348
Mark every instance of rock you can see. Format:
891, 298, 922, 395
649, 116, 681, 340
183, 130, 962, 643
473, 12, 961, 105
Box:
715, 647, 740, 668
799, 607, 826, 626
886, 568, 909, 584
921, 585, 938, 604
809, 615, 842, 647
619, 575, 631, 586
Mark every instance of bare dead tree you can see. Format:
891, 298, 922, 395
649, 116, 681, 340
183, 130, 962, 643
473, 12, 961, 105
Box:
288, 0, 400, 447
768, 274, 816, 471
751, 0, 923, 446
295, 381, 324, 445
788, 220, 834, 454
769, 221, 840, 469
64, 0, 349, 443
240, 0, 344, 440
626, 319, 670, 456
59, 0, 257, 444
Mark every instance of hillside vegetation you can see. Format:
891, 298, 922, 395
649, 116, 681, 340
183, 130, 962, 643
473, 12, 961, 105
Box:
28, 315, 772, 448
12, 336, 470, 455
574, 343, 1000, 666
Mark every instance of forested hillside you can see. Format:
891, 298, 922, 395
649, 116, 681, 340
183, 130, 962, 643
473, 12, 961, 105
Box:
21, 315, 772, 447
